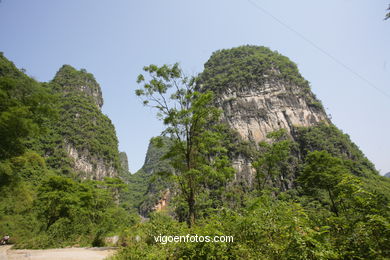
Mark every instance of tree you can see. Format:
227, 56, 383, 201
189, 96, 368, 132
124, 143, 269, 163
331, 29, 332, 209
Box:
0, 54, 56, 160
253, 129, 294, 191
298, 150, 349, 216
386, 4, 390, 20
135, 64, 234, 227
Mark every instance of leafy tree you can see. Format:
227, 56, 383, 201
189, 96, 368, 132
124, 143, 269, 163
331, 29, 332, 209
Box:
297, 151, 390, 258
114, 195, 338, 260
0, 54, 133, 248
33, 175, 132, 247
136, 64, 234, 227
253, 129, 295, 191
0, 62, 56, 160
298, 150, 349, 216
294, 123, 377, 177
330, 175, 390, 258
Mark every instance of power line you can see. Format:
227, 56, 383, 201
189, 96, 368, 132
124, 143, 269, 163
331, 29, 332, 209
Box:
246, 0, 390, 100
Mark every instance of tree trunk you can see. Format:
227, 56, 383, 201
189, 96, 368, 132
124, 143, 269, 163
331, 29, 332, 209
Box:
187, 189, 196, 228
327, 188, 339, 217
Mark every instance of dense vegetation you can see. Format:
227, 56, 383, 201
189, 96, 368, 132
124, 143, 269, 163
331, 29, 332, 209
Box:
0, 53, 135, 248
198, 45, 323, 110
115, 125, 390, 259
40, 65, 120, 174
117, 47, 389, 259
136, 64, 235, 226
1, 46, 389, 259
199, 46, 309, 90
120, 137, 174, 215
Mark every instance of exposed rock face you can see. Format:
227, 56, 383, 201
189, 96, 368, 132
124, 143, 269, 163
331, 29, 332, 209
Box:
215, 80, 329, 144
216, 80, 330, 185
49, 65, 120, 180
132, 45, 379, 214
231, 154, 257, 187
53, 65, 104, 108
65, 142, 117, 180
199, 46, 330, 184
152, 189, 170, 212
200, 46, 329, 144
128, 137, 174, 216
119, 152, 129, 172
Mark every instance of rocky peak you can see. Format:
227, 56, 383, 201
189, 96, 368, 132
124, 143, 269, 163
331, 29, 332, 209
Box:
119, 152, 129, 172
52, 65, 104, 108
198, 46, 331, 186
46, 65, 120, 180
199, 45, 330, 144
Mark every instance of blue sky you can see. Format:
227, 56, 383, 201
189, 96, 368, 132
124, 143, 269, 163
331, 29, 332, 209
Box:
1, 0, 389, 174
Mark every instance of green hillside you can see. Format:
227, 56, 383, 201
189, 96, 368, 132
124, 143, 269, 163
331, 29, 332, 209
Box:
1, 46, 389, 259
117, 46, 390, 259
0, 53, 136, 248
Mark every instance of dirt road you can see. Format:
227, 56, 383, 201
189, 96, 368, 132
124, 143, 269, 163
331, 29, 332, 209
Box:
0, 245, 116, 260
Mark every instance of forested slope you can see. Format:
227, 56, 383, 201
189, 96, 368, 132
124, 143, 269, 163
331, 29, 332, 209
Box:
0, 53, 136, 248
118, 46, 390, 259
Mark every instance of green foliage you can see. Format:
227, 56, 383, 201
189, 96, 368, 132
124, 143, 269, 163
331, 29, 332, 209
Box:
123, 170, 150, 211
295, 123, 377, 177
0, 151, 47, 188
1, 48, 389, 259
52, 65, 101, 96
0, 54, 134, 249
296, 150, 390, 259
121, 137, 174, 215
361, 174, 390, 200
28, 66, 121, 176
241, 125, 390, 258
0, 53, 56, 160
253, 129, 296, 191
119, 152, 129, 172
114, 177, 389, 259
136, 63, 234, 227
0, 151, 48, 247
31, 175, 131, 248
199, 45, 310, 93
113, 195, 337, 260
0, 171, 135, 248
298, 151, 349, 216
198, 45, 325, 117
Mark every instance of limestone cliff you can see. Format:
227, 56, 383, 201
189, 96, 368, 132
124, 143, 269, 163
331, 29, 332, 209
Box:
119, 152, 129, 173
132, 45, 378, 212
199, 46, 329, 143
126, 137, 173, 216
198, 45, 374, 187
41, 65, 121, 180
53, 65, 103, 108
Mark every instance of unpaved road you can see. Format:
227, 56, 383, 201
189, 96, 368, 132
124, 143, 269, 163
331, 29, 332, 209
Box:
0, 245, 116, 260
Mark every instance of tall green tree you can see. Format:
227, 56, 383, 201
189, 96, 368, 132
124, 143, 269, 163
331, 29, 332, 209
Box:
136, 64, 234, 227
253, 129, 294, 191
0, 77, 55, 160
0, 53, 56, 187
298, 150, 349, 216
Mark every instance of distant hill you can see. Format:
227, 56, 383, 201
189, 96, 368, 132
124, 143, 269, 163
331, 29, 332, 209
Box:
385, 172, 390, 178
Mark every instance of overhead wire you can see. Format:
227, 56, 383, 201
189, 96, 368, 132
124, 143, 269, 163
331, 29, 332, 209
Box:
246, 0, 390, 100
